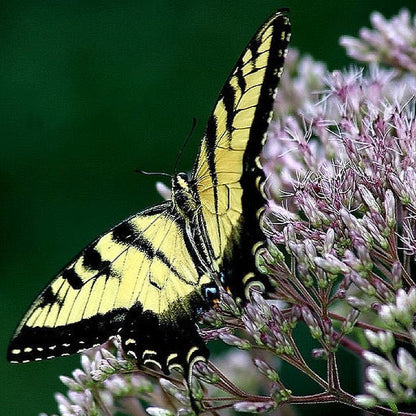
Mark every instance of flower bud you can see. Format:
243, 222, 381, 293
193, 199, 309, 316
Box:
146, 407, 175, 416
354, 394, 377, 408
234, 400, 276, 413
253, 358, 281, 382
59, 375, 83, 392
219, 332, 252, 350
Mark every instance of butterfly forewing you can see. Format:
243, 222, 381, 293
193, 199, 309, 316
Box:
193, 11, 290, 298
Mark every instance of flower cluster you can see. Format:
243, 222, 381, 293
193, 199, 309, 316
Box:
340, 9, 416, 73
39, 340, 164, 416
43, 9, 416, 416
356, 288, 416, 408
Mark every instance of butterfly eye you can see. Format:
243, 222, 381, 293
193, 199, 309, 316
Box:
202, 283, 219, 306
177, 172, 188, 181
174, 172, 189, 188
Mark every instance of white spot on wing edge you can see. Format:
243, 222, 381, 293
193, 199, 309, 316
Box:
242, 272, 255, 285
168, 362, 183, 372
251, 241, 264, 256
142, 349, 157, 358
144, 358, 162, 370
186, 346, 200, 363
167, 353, 178, 365
127, 350, 137, 360
254, 156, 262, 170
261, 132, 268, 146
256, 206, 265, 220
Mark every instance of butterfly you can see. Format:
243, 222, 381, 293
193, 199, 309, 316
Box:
8, 9, 290, 383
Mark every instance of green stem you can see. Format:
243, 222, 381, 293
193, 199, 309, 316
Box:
329, 312, 411, 343
279, 351, 328, 390
92, 389, 113, 416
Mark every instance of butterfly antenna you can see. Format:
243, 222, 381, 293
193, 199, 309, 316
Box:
173, 117, 198, 174
135, 169, 172, 179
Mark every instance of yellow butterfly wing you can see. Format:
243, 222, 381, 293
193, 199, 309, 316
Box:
8, 202, 215, 371
192, 11, 290, 298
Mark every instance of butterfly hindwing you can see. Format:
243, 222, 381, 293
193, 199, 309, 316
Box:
193, 11, 290, 298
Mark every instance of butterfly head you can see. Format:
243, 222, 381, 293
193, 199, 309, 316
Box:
172, 172, 189, 189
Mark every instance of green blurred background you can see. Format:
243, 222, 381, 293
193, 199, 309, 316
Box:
2, 1, 415, 415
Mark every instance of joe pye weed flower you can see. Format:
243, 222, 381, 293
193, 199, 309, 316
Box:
42, 9, 416, 416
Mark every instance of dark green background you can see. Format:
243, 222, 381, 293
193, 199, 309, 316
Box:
2, 1, 415, 415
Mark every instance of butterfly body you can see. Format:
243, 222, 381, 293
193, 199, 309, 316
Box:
8, 9, 290, 378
